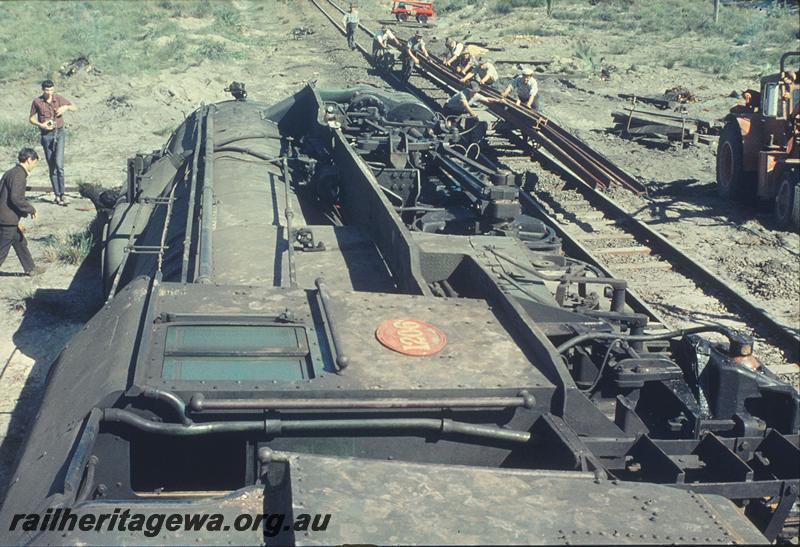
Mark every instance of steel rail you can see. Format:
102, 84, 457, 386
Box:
419, 57, 646, 194
311, 0, 799, 360
566, 181, 800, 360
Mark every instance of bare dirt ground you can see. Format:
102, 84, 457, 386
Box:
0, 0, 798, 500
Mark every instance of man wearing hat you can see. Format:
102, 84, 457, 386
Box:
453, 51, 475, 76
443, 81, 497, 119
372, 25, 400, 59
459, 58, 499, 87
501, 67, 539, 110
401, 31, 429, 82
443, 37, 464, 67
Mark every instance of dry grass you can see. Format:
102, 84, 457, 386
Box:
499, 0, 799, 77
0, 120, 40, 149
0, 1, 269, 82
41, 230, 95, 265
494, 0, 545, 14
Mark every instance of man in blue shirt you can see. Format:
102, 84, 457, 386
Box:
342, 4, 360, 50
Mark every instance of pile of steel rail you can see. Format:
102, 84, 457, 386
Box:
414, 55, 649, 195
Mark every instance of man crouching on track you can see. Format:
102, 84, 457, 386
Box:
373, 25, 400, 59
460, 58, 499, 87
501, 67, 540, 110
0, 148, 45, 277
401, 31, 429, 83
442, 81, 499, 144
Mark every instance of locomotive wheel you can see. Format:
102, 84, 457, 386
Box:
774, 170, 800, 232
716, 120, 753, 200
416, 13, 428, 24
396, 12, 408, 22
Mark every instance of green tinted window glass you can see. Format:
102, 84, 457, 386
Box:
165, 325, 301, 352
163, 356, 310, 381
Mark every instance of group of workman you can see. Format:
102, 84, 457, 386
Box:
0, 80, 76, 276
345, 3, 540, 122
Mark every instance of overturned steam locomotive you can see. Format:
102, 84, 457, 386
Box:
1, 85, 798, 545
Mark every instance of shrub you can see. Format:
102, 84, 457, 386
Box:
574, 39, 599, 69
0, 120, 40, 149
197, 40, 234, 61
439, 0, 470, 13
213, 4, 241, 28
494, 0, 545, 15
41, 230, 95, 265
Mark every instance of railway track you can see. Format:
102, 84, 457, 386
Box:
308, 0, 799, 372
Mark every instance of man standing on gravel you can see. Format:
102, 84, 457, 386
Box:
0, 148, 45, 277
29, 81, 76, 207
342, 4, 360, 50
501, 67, 539, 110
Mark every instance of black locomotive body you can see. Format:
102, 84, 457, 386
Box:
1, 85, 797, 545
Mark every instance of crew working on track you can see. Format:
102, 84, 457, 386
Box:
443, 37, 464, 67
0, 148, 45, 277
342, 4, 360, 51
500, 67, 539, 110
372, 25, 401, 59
459, 58, 499, 86
401, 31, 429, 83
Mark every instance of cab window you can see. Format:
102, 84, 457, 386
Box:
762, 83, 779, 117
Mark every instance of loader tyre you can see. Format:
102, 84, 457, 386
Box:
774, 170, 800, 232
716, 121, 752, 200
416, 13, 428, 24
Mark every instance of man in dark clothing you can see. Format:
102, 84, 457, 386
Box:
29, 80, 76, 206
0, 148, 45, 276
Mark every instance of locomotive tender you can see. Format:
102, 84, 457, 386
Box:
1, 85, 798, 545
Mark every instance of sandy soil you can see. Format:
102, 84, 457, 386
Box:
0, 0, 797, 499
